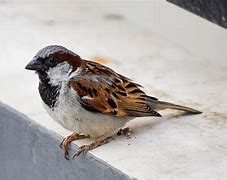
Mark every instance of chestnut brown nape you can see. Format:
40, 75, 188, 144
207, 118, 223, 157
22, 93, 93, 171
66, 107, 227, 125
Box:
51, 50, 82, 70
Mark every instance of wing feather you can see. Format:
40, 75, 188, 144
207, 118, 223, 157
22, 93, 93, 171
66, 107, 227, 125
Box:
69, 61, 161, 117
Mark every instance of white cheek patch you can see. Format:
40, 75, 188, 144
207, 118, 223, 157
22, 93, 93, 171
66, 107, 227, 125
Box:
47, 62, 81, 86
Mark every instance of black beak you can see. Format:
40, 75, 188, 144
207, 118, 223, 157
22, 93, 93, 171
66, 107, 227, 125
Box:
25, 58, 45, 71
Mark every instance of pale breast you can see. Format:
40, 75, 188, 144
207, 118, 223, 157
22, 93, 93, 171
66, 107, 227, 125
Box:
43, 86, 131, 138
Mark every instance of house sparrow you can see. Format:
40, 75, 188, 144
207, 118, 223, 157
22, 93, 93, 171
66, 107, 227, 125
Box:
25, 45, 202, 159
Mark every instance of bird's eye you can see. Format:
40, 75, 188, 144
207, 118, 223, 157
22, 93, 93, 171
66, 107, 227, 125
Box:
46, 57, 56, 66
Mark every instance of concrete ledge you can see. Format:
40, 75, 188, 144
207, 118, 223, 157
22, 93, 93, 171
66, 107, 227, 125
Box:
0, 102, 131, 180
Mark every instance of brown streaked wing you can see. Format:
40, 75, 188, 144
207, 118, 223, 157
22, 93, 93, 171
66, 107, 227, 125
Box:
69, 60, 160, 117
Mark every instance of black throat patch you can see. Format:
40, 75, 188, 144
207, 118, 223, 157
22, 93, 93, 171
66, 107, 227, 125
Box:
38, 72, 60, 109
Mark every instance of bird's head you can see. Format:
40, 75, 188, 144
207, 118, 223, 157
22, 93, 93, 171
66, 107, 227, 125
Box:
25, 45, 82, 85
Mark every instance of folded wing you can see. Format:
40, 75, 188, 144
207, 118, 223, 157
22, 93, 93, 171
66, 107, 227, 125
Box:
69, 61, 161, 117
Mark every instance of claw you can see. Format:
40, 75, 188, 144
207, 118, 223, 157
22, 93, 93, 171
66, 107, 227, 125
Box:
73, 145, 91, 158
59, 133, 89, 160
64, 150, 69, 160
73, 136, 112, 158
73, 147, 85, 158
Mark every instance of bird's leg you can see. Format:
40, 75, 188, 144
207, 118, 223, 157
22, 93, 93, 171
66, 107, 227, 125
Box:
73, 136, 112, 158
60, 133, 90, 160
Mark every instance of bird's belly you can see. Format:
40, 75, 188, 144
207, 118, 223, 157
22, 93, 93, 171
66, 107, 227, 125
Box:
43, 94, 130, 138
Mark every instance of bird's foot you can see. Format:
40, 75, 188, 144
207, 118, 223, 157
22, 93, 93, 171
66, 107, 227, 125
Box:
60, 133, 89, 160
73, 136, 112, 158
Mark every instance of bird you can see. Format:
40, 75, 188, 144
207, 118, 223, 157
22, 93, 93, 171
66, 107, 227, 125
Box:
25, 45, 202, 159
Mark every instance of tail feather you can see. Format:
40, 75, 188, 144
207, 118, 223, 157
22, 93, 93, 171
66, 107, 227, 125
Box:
156, 101, 202, 114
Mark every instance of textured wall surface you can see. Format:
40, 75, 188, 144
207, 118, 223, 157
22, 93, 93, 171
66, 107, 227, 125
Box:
0, 103, 131, 180
167, 0, 227, 28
